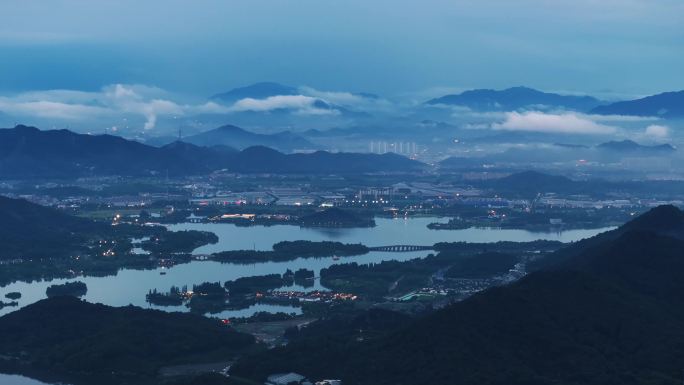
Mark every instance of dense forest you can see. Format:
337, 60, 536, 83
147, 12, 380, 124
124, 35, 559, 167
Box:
0, 297, 256, 385
212, 240, 369, 263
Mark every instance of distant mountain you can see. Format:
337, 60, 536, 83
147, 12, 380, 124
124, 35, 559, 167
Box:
183, 124, 315, 151
0, 125, 423, 178
485, 170, 577, 194
210, 82, 298, 103
598, 140, 676, 153
227, 146, 424, 174
0, 125, 219, 178
233, 206, 684, 385
427, 86, 603, 111
591, 90, 684, 118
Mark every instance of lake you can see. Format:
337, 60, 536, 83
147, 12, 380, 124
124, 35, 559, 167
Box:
0, 374, 59, 385
0, 217, 614, 318
168, 217, 610, 253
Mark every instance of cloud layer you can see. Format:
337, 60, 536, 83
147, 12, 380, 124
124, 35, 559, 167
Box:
492, 111, 617, 135
644, 124, 670, 139
0, 84, 226, 130
0, 83, 391, 133
228, 95, 339, 116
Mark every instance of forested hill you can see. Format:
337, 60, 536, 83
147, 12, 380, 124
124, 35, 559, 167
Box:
232, 205, 684, 385
529, 204, 684, 271
0, 125, 423, 178
0, 195, 109, 259
0, 296, 255, 384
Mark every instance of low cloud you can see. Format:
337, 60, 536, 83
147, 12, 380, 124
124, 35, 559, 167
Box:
0, 99, 109, 120
644, 124, 669, 139
298, 87, 365, 106
0, 84, 225, 130
492, 111, 617, 135
229, 95, 339, 116
0, 84, 355, 132
588, 114, 661, 123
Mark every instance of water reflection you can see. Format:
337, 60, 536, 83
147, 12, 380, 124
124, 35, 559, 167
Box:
0, 217, 614, 318
168, 217, 614, 254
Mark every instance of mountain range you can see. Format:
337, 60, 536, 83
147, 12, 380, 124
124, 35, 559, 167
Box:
182, 124, 315, 151
223, 145, 423, 174
0, 125, 422, 178
210, 82, 299, 103
426, 86, 684, 119
0, 125, 225, 177
439, 138, 678, 173
426, 86, 604, 111
591, 90, 684, 118
232, 205, 684, 385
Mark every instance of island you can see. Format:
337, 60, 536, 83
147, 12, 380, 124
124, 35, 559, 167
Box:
140, 230, 218, 254
45, 281, 88, 298
0, 300, 18, 309
146, 285, 187, 306
212, 240, 369, 264
427, 218, 471, 230
294, 268, 315, 287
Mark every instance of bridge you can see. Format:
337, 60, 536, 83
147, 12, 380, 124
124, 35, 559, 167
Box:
369, 245, 434, 252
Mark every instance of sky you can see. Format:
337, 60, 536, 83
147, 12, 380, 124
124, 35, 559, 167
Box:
1, 0, 683, 99
0, 0, 682, 138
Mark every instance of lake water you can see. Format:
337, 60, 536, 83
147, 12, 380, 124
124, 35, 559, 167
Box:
168, 217, 611, 253
0, 374, 58, 385
0, 217, 614, 318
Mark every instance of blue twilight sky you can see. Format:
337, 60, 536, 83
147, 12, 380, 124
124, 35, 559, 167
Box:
0, 0, 682, 99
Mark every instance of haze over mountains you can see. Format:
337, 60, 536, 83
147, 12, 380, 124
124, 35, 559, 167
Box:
207, 82, 684, 120
210, 82, 300, 103
207, 82, 374, 121
2, 81, 682, 142
181, 124, 314, 152
0, 83, 681, 173
1, 81, 682, 180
